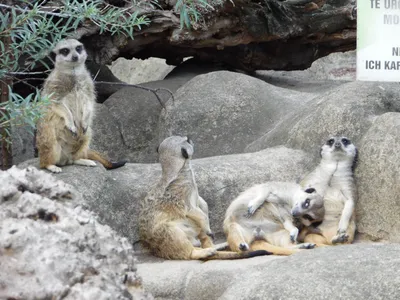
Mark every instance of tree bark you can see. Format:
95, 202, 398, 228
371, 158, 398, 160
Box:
77, 0, 356, 72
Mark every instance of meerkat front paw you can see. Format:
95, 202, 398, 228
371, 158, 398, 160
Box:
239, 242, 250, 251
66, 124, 78, 137
247, 201, 260, 216
332, 231, 349, 244
206, 230, 215, 240
290, 228, 299, 243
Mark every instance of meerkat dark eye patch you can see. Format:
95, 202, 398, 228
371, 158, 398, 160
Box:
302, 199, 310, 209
341, 138, 350, 146
181, 147, 189, 159
327, 138, 335, 146
59, 48, 70, 56
305, 188, 316, 194
76, 45, 83, 53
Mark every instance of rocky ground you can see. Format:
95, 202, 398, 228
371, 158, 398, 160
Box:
12, 50, 400, 299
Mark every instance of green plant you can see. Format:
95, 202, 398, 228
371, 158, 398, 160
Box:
175, 0, 221, 29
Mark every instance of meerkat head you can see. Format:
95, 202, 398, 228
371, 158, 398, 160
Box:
320, 136, 358, 165
291, 187, 325, 226
52, 39, 87, 69
157, 136, 194, 181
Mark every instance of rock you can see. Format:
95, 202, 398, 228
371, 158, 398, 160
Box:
159, 71, 316, 159
0, 166, 152, 300
91, 103, 127, 162
92, 59, 234, 163
136, 243, 398, 300
246, 81, 400, 160
355, 112, 400, 242
19, 146, 313, 244
109, 57, 174, 85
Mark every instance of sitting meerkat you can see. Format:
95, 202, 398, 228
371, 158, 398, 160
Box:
36, 38, 126, 173
300, 136, 358, 245
223, 182, 325, 255
139, 136, 271, 260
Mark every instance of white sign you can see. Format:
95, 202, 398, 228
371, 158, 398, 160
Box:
357, 0, 400, 81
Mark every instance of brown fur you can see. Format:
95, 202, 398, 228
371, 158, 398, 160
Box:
36, 39, 126, 173
139, 136, 270, 260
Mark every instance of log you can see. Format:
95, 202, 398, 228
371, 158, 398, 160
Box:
77, 0, 356, 72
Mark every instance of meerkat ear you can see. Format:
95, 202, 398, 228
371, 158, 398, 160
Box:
181, 147, 189, 159
305, 187, 316, 194
156, 146, 159, 153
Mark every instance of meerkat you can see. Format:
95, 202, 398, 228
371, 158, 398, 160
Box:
139, 136, 271, 260
36, 39, 126, 173
223, 182, 325, 256
300, 136, 358, 246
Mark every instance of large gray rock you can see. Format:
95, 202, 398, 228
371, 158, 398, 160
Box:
159, 71, 316, 159
246, 81, 400, 160
136, 243, 399, 300
19, 146, 313, 244
356, 112, 400, 242
0, 166, 152, 300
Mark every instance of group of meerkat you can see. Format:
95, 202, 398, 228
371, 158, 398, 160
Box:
37, 39, 358, 261
139, 135, 358, 260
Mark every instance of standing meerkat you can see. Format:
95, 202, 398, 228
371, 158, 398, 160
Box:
300, 136, 358, 245
139, 136, 270, 260
223, 182, 324, 256
36, 39, 126, 173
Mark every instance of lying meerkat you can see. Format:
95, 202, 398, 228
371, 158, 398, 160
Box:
139, 136, 270, 260
300, 136, 358, 245
223, 182, 325, 256
36, 38, 126, 173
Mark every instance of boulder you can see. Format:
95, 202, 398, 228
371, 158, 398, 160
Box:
159, 71, 317, 159
19, 146, 313, 244
246, 81, 400, 160
0, 166, 152, 299
92, 62, 237, 163
109, 57, 174, 85
356, 112, 400, 242
136, 243, 399, 300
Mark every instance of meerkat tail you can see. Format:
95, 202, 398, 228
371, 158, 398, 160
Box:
87, 150, 127, 170
202, 250, 272, 260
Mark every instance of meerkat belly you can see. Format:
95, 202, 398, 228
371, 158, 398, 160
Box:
242, 203, 285, 233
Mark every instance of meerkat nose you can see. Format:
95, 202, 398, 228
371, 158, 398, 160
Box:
72, 55, 78, 62
334, 142, 341, 148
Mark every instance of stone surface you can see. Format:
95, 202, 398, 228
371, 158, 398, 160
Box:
246, 81, 400, 160
19, 146, 313, 244
109, 57, 174, 85
0, 166, 152, 299
136, 243, 400, 300
355, 112, 400, 242
159, 71, 316, 159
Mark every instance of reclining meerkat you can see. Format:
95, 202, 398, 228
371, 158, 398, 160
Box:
139, 136, 271, 260
36, 38, 126, 173
300, 136, 358, 245
223, 181, 325, 256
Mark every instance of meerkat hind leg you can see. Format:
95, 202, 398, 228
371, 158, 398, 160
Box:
227, 223, 250, 252
250, 240, 300, 256
74, 159, 97, 167
304, 233, 330, 247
